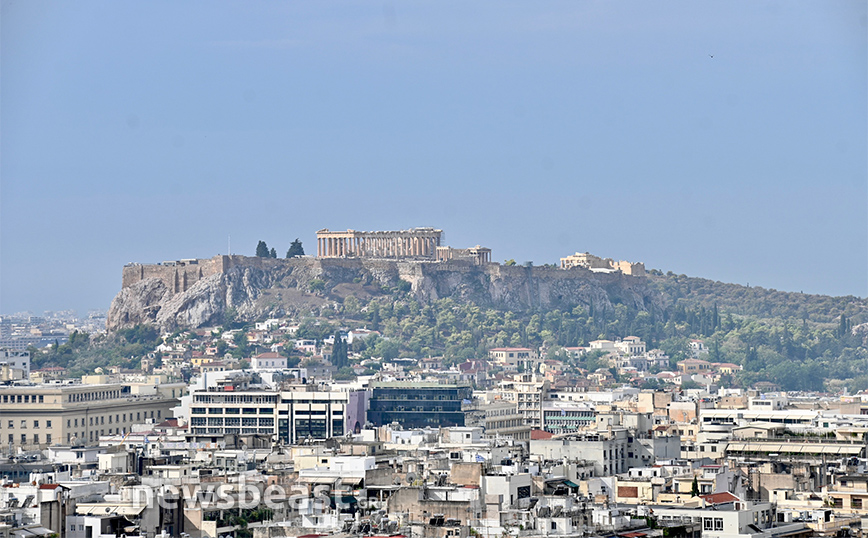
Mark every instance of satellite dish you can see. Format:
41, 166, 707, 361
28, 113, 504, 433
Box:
406, 472, 417, 484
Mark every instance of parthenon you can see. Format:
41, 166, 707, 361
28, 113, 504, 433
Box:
316, 228, 443, 259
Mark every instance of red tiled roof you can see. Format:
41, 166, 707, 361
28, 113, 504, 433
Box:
531, 429, 554, 440
701, 491, 740, 504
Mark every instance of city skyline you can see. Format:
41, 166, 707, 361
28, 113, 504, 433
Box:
1, 1, 866, 314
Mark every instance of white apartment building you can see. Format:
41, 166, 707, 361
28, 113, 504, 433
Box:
187, 375, 349, 444
0, 348, 30, 380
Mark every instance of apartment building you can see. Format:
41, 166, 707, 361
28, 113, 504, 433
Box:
0, 349, 30, 380
499, 374, 549, 429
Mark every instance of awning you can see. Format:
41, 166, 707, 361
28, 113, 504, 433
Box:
75, 504, 147, 516
330, 494, 358, 507
726, 442, 864, 456
12, 527, 54, 537
564, 480, 580, 488
297, 475, 340, 484
297, 475, 363, 486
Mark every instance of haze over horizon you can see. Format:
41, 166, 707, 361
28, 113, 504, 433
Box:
1, 1, 866, 315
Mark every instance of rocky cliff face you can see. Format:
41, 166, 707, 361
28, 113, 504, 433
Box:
107, 257, 661, 331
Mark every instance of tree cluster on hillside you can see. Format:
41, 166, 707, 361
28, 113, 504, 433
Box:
295, 283, 867, 391
256, 239, 304, 259
53, 269, 867, 393
649, 272, 864, 323
286, 239, 304, 258
28, 326, 162, 377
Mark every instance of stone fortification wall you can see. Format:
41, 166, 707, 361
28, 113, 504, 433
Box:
122, 257, 223, 293
121, 255, 302, 293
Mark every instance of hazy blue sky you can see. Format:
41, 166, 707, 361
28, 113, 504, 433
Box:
1, 1, 866, 315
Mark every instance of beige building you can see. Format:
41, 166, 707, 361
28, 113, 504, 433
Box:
613, 260, 646, 276
0, 381, 185, 449
561, 252, 612, 270
560, 251, 645, 276
435, 245, 492, 265
488, 347, 539, 371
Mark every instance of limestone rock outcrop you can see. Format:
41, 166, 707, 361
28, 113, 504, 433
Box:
107, 257, 661, 331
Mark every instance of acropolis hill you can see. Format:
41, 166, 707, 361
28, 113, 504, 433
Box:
108, 253, 655, 331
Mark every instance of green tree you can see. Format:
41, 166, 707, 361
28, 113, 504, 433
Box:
691, 476, 700, 497
286, 238, 305, 258
269, 247, 277, 258
332, 333, 348, 368
256, 240, 269, 257
308, 279, 325, 292
504, 259, 516, 266
838, 314, 850, 339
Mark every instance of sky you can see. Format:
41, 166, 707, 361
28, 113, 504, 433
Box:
1, 1, 866, 315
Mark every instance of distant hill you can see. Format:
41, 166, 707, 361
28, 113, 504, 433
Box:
648, 271, 867, 324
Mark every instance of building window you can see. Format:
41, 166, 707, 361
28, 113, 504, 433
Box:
20, 434, 26, 444
47, 420, 51, 428
852, 498, 862, 509
704, 519, 713, 531
33, 434, 39, 444
714, 518, 723, 530
34, 420, 39, 428
21, 420, 26, 428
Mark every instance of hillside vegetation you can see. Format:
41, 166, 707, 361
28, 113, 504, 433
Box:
39, 268, 868, 392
